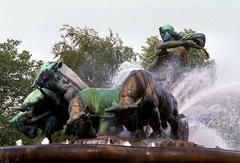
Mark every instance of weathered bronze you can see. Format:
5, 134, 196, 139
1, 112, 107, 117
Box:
106, 70, 182, 140
150, 25, 208, 89
9, 61, 89, 142
9, 88, 69, 142
65, 87, 123, 137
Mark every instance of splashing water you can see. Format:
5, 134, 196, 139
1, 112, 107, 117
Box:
16, 139, 23, 146
177, 78, 240, 150
111, 61, 143, 87
111, 61, 240, 150
41, 137, 50, 145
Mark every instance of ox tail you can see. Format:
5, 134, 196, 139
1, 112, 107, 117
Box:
105, 98, 142, 112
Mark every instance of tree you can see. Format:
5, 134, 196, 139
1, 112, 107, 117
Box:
0, 39, 42, 116
0, 39, 43, 146
52, 25, 137, 87
140, 36, 160, 69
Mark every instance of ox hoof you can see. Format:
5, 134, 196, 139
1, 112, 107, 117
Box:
179, 119, 189, 141
149, 131, 166, 139
149, 132, 158, 139
130, 130, 146, 139
170, 134, 180, 140
136, 129, 146, 139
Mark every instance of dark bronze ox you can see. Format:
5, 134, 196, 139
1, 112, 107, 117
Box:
26, 61, 87, 141
106, 70, 180, 139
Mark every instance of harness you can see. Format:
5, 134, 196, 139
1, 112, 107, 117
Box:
79, 105, 115, 119
27, 111, 52, 124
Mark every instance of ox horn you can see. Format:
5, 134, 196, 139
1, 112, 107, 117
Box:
106, 97, 142, 112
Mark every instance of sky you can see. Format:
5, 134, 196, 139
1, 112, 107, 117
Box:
1, 0, 240, 68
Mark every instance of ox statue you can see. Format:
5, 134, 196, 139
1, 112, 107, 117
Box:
10, 61, 88, 143
64, 87, 123, 138
106, 70, 181, 140
9, 88, 69, 143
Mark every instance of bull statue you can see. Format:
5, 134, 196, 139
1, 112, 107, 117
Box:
106, 70, 183, 140
10, 60, 89, 143
9, 88, 69, 143
64, 87, 124, 137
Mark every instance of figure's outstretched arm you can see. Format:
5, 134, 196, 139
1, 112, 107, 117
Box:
156, 40, 197, 50
156, 40, 209, 59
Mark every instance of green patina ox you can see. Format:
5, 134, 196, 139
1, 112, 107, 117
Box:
65, 87, 123, 138
8, 60, 87, 142
9, 88, 69, 142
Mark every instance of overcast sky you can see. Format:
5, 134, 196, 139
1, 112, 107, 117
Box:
1, 0, 240, 68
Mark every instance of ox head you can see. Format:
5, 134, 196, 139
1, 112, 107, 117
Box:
68, 96, 87, 119
64, 96, 88, 136
32, 61, 63, 89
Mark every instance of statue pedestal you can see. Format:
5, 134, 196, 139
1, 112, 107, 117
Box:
73, 136, 202, 148
1, 136, 240, 162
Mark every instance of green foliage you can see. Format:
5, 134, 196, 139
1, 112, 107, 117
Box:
140, 29, 215, 69
0, 114, 75, 146
52, 25, 137, 87
187, 48, 211, 67
51, 130, 75, 144
0, 114, 34, 146
0, 39, 43, 146
140, 36, 160, 69
0, 39, 42, 117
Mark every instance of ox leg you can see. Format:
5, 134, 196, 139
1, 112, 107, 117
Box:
149, 107, 165, 138
168, 115, 180, 140
98, 119, 111, 136
133, 110, 145, 139
126, 110, 145, 139
178, 119, 189, 141
44, 115, 56, 143
131, 129, 145, 139
99, 118, 124, 136
18, 124, 38, 139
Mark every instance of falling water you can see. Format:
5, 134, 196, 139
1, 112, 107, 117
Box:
111, 61, 143, 87
111, 61, 240, 150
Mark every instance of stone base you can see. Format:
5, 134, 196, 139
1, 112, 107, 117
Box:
72, 136, 203, 148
